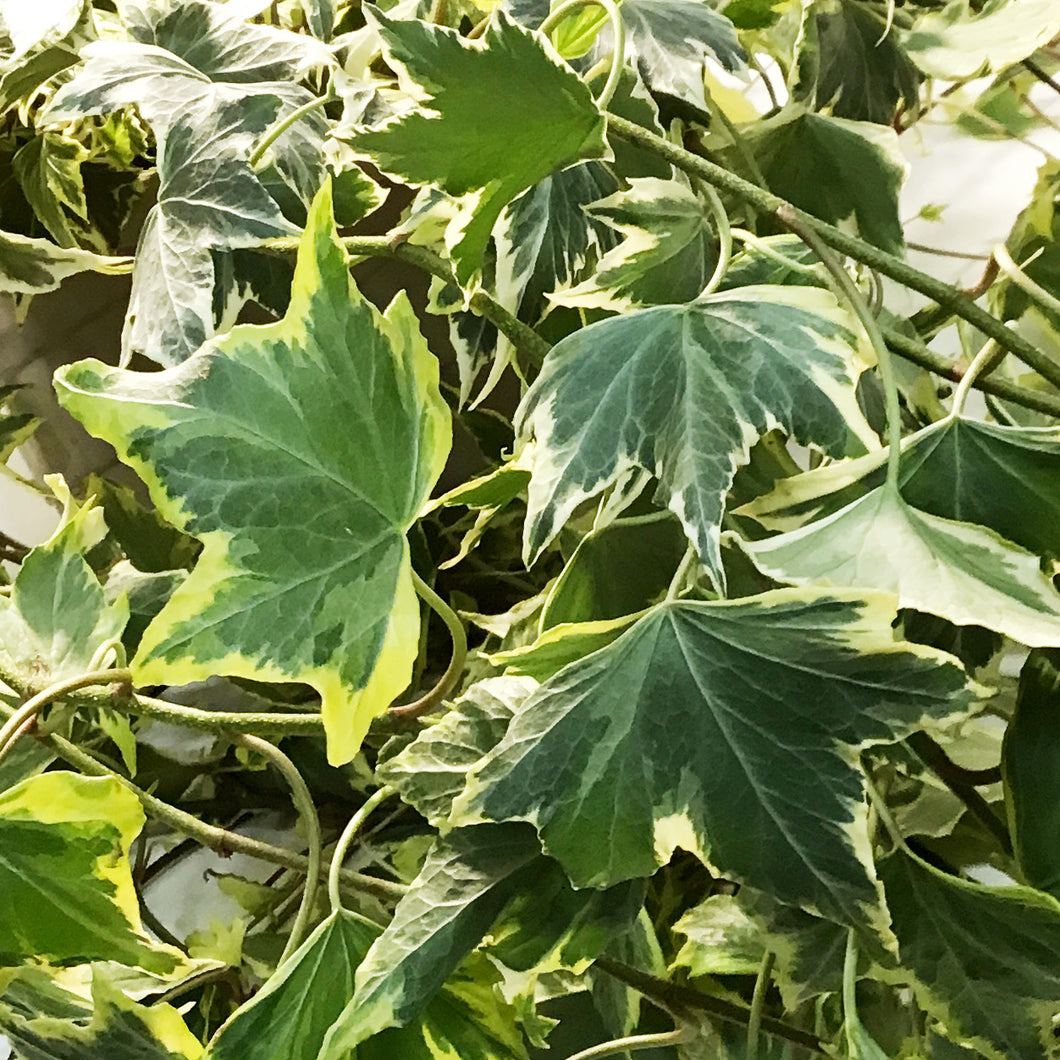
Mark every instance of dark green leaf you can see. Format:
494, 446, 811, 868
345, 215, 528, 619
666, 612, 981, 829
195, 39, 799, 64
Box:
1003, 648, 1060, 899
12, 133, 89, 248
451, 591, 978, 935
880, 848, 1060, 1060
0, 227, 130, 294
517, 285, 875, 589
55, 185, 451, 765
751, 109, 907, 255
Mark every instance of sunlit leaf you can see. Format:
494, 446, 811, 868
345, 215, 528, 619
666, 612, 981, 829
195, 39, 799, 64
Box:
55, 184, 451, 764
745, 483, 1060, 647
517, 285, 875, 589
0, 227, 130, 294
880, 848, 1060, 1060
550, 177, 719, 311
354, 8, 607, 283
450, 590, 979, 935
0, 773, 180, 972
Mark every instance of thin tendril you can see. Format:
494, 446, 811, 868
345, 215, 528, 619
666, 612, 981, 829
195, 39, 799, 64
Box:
951, 340, 1001, 418
565, 1028, 692, 1060
249, 88, 334, 169
698, 180, 732, 298
328, 786, 396, 911
747, 950, 776, 1060
994, 242, 1060, 320
237, 735, 322, 962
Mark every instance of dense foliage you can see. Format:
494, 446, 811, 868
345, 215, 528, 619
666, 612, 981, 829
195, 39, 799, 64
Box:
3, 0, 1060, 1057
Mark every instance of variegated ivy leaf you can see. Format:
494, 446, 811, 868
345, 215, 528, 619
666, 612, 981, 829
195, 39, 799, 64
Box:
0, 0, 85, 60
0, 228, 131, 295
550, 177, 719, 311
0, 773, 181, 972
55, 185, 451, 765
903, 0, 1060, 81
749, 108, 907, 255
354, 8, 608, 284
0, 477, 127, 684
12, 132, 90, 248
516, 285, 876, 590
742, 416, 1060, 562
0, 385, 40, 466
744, 483, 1060, 648
880, 849, 1060, 1060
0, 966, 202, 1059
450, 590, 980, 937
588, 0, 745, 114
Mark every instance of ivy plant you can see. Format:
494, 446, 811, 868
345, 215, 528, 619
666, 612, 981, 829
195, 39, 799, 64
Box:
3, 0, 1060, 1057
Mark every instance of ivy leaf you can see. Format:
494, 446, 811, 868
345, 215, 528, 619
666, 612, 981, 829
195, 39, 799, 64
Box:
0, 968, 202, 1059
0, 227, 131, 294
490, 614, 641, 682
12, 132, 90, 248
0, 0, 85, 60
0, 479, 127, 684
745, 484, 1060, 648
378, 676, 534, 825
743, 417, 1060, 560
902, 0, 1060, 80
122, 95, 299, 364
354, 8, 607, 283
550, 177, 719, 311
0, 384, 40, 466
450, 590, 979, 935
320, 824, 542, 1056
798, 0, 921, 125
55, 184, 451, 765
1002, 649, 1060, 899
0, 773, 181, 972
880, 849, 1060, 1060
671, 895, 766, 977
517, 285, 876, 590
589, 0, 745, 114
750, 110, 907, 255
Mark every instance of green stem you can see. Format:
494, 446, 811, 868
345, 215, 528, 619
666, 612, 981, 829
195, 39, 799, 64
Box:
237, 735, 321, 961
730, 228, 822, 279
994, 242, 1060, 320
124, 693, 324, 735
699, 181, 733, 298
390, 570, 467, 718
5, 708, 407, 899
665, 544, 700, 601
880, 324, 1060, 418
777, 205, 903, 488
604, 112, 1060, 393
864, 772, 912, 855
747, 950, 776, 1060
328, 786, 396, 911
706, 94, 768, 193
249, 90, 333, 169
593, 957, 827, 1055
0, 668, 131, 765
950, 341, 1001, 418
566, 1028, 692, 1060
842, 931, 861, 1055
538, 0, 625, 109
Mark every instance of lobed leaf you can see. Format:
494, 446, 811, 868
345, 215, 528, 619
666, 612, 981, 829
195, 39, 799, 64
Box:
451, 590, 980, 936
55, 184, 451, 764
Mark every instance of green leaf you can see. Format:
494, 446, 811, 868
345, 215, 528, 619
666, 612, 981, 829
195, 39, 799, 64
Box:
903, 0, 1060, 80
207, 908, 374, 1060
55, 184, 451, 765
377, 676, 534, 825
671, 895, 766, 977
799, 0, 921, 125
1002, 648, 1060, 899
0, 384, 40, 465
742, 416, 1060, 561
12, 132, 90, 248
0, 479, 127, 684
880, 848, 1060, 1060
490, 615, 641, 682
589, 0, 745, 114
550, 177, 719, 311
0, 772, 180, 972
750, 110, 907, 255
450, 590, 978, 935
354, 8, 607, 283
540, 514, 687, 628
320, 824, 542, 1056
517, 285, 875, 589
0, 227, 131, 294
0, 967, 202, 1059
745, 484, 1060, 648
